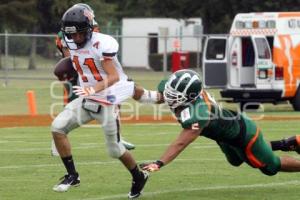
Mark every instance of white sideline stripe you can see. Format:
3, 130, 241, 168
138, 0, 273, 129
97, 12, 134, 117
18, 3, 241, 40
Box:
0, 158, 224, 169
0, 123, 179, 129
79, 180, 300, 200
0, 144, 218, 152
127, 123, 178, 126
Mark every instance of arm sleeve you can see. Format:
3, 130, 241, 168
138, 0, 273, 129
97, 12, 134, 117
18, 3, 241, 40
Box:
100, 35, 119, 60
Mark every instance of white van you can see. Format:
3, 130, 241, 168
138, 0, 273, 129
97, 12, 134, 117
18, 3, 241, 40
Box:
203, 12, 300, 111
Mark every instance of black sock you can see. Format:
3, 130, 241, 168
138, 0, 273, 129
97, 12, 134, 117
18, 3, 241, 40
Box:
61, 155, 77, 175
271, 136, 299, 151
130, 165, 143, 180
270, 140, 285, 151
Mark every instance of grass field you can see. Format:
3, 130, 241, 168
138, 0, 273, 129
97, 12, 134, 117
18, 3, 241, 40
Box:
0, 68, 170, 115
1, 121, 300, 200
0, 68, 298, 116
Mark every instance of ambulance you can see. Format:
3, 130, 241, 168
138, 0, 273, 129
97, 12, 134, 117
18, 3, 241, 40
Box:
203, 12, 300, 111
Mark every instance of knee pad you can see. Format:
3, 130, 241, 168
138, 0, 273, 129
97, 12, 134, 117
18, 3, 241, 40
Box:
102, 118, 125, 158
259, 156, 281, 176
51, 116, 68, 134
51, 109, 76, 134
226, 158, 243, 167
105, 135, 126, 158
260, 167, 278, 176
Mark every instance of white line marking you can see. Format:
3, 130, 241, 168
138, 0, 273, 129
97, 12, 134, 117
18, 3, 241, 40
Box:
0, 144, 218, 152
0, 158, 224, 169
79, 180, 300, 200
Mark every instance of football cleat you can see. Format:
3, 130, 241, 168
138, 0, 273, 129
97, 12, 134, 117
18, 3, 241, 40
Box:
53, 173, 80, 192
294, 135, 300, 154
282, 136, 300, 154
121, 139, 136, 150
128, 171, 149, 199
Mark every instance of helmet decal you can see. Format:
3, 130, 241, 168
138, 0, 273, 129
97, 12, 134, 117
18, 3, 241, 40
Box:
163, 70, 202, 109
83, 9, 94, 21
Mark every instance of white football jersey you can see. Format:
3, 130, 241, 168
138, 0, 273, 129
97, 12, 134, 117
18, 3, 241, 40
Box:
68, 32, 134, 104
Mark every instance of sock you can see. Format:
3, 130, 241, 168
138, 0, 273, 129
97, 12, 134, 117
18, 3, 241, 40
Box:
271, 136, 300, 151
130, 165, 143, 180
270, 140, 285, 151
61, 155, 77, 175
138, 89, 158, 104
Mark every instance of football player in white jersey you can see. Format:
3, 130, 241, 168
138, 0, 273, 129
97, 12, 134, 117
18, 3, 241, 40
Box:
51, 5, 154, 199
51, 3, 136, 156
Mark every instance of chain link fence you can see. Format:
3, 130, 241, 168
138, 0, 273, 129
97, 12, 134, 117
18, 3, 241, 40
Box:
0, 32, 204, 71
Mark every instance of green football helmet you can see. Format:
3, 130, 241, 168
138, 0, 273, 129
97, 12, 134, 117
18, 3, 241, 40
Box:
164, 69, 202, 109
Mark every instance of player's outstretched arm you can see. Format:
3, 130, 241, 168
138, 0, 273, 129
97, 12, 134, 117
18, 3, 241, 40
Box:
141, 128, 199, 172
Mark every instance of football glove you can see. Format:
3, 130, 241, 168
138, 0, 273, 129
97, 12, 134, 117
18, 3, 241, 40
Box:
72, 86, 96, 97
139, 160, 164, 172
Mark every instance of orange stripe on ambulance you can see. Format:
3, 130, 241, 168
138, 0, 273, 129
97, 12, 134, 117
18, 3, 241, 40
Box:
203, 12, 300, 111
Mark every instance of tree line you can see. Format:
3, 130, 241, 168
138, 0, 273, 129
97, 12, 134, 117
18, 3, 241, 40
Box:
1, 0, 300, 34
0, 0, 299, 70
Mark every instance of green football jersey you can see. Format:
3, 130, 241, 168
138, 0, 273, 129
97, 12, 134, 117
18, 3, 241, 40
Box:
177, 90, 241, 142
57, 31, 63, 39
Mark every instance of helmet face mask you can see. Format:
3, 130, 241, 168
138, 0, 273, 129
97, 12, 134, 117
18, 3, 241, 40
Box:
61, 5, 94, 50
164, 83, 188, 109
163, 70, 202, 109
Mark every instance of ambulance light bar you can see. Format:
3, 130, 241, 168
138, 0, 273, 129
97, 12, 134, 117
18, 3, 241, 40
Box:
288, 19, 300, 28
235, 20, 276, 29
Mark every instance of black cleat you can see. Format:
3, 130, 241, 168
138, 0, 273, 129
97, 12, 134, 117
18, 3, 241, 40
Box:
53, 173, 80, 192
128, 171, 149, 199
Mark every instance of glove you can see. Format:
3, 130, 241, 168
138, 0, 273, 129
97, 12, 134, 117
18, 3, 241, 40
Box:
72, 86, 96, 97
139, 160, 164, 172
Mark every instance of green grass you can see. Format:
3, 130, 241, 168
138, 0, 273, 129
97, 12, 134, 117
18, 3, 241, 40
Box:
0, 69, 167, 115
1, 55, 58, 70
0, 68, 299, 116
1, 122, 300, 200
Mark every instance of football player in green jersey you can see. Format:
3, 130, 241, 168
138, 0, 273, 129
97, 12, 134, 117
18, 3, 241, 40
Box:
141, 69, 300, 177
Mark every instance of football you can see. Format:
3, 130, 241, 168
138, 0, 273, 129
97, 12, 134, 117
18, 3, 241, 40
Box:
53, 57, 78, 81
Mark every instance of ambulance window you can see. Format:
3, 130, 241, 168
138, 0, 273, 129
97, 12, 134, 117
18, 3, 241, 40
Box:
254, 38, 271, 59
242, 37, 254, 67
206, 39, 226, 60
266, 37, 274, 58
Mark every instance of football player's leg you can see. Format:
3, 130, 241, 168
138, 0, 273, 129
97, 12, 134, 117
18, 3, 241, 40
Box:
271, 135, 300, 153
242, 117, 281, 176
133, 84, 164, 104
51, 98, 91, 156
51, 98, 92, 192
93, 105, 148, 198
115, 105, 135, 150
279, 155, 300, 172
248, 131, 281, 176
217, 142, 244, 167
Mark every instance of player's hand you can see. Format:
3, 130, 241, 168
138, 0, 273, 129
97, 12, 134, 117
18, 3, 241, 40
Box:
139, 160, 164, 172
72, 86, 96, 97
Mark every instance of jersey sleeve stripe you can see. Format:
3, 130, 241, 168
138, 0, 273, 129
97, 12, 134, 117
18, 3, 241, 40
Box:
103, 52, 117, 57
202, 91, 212, 112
